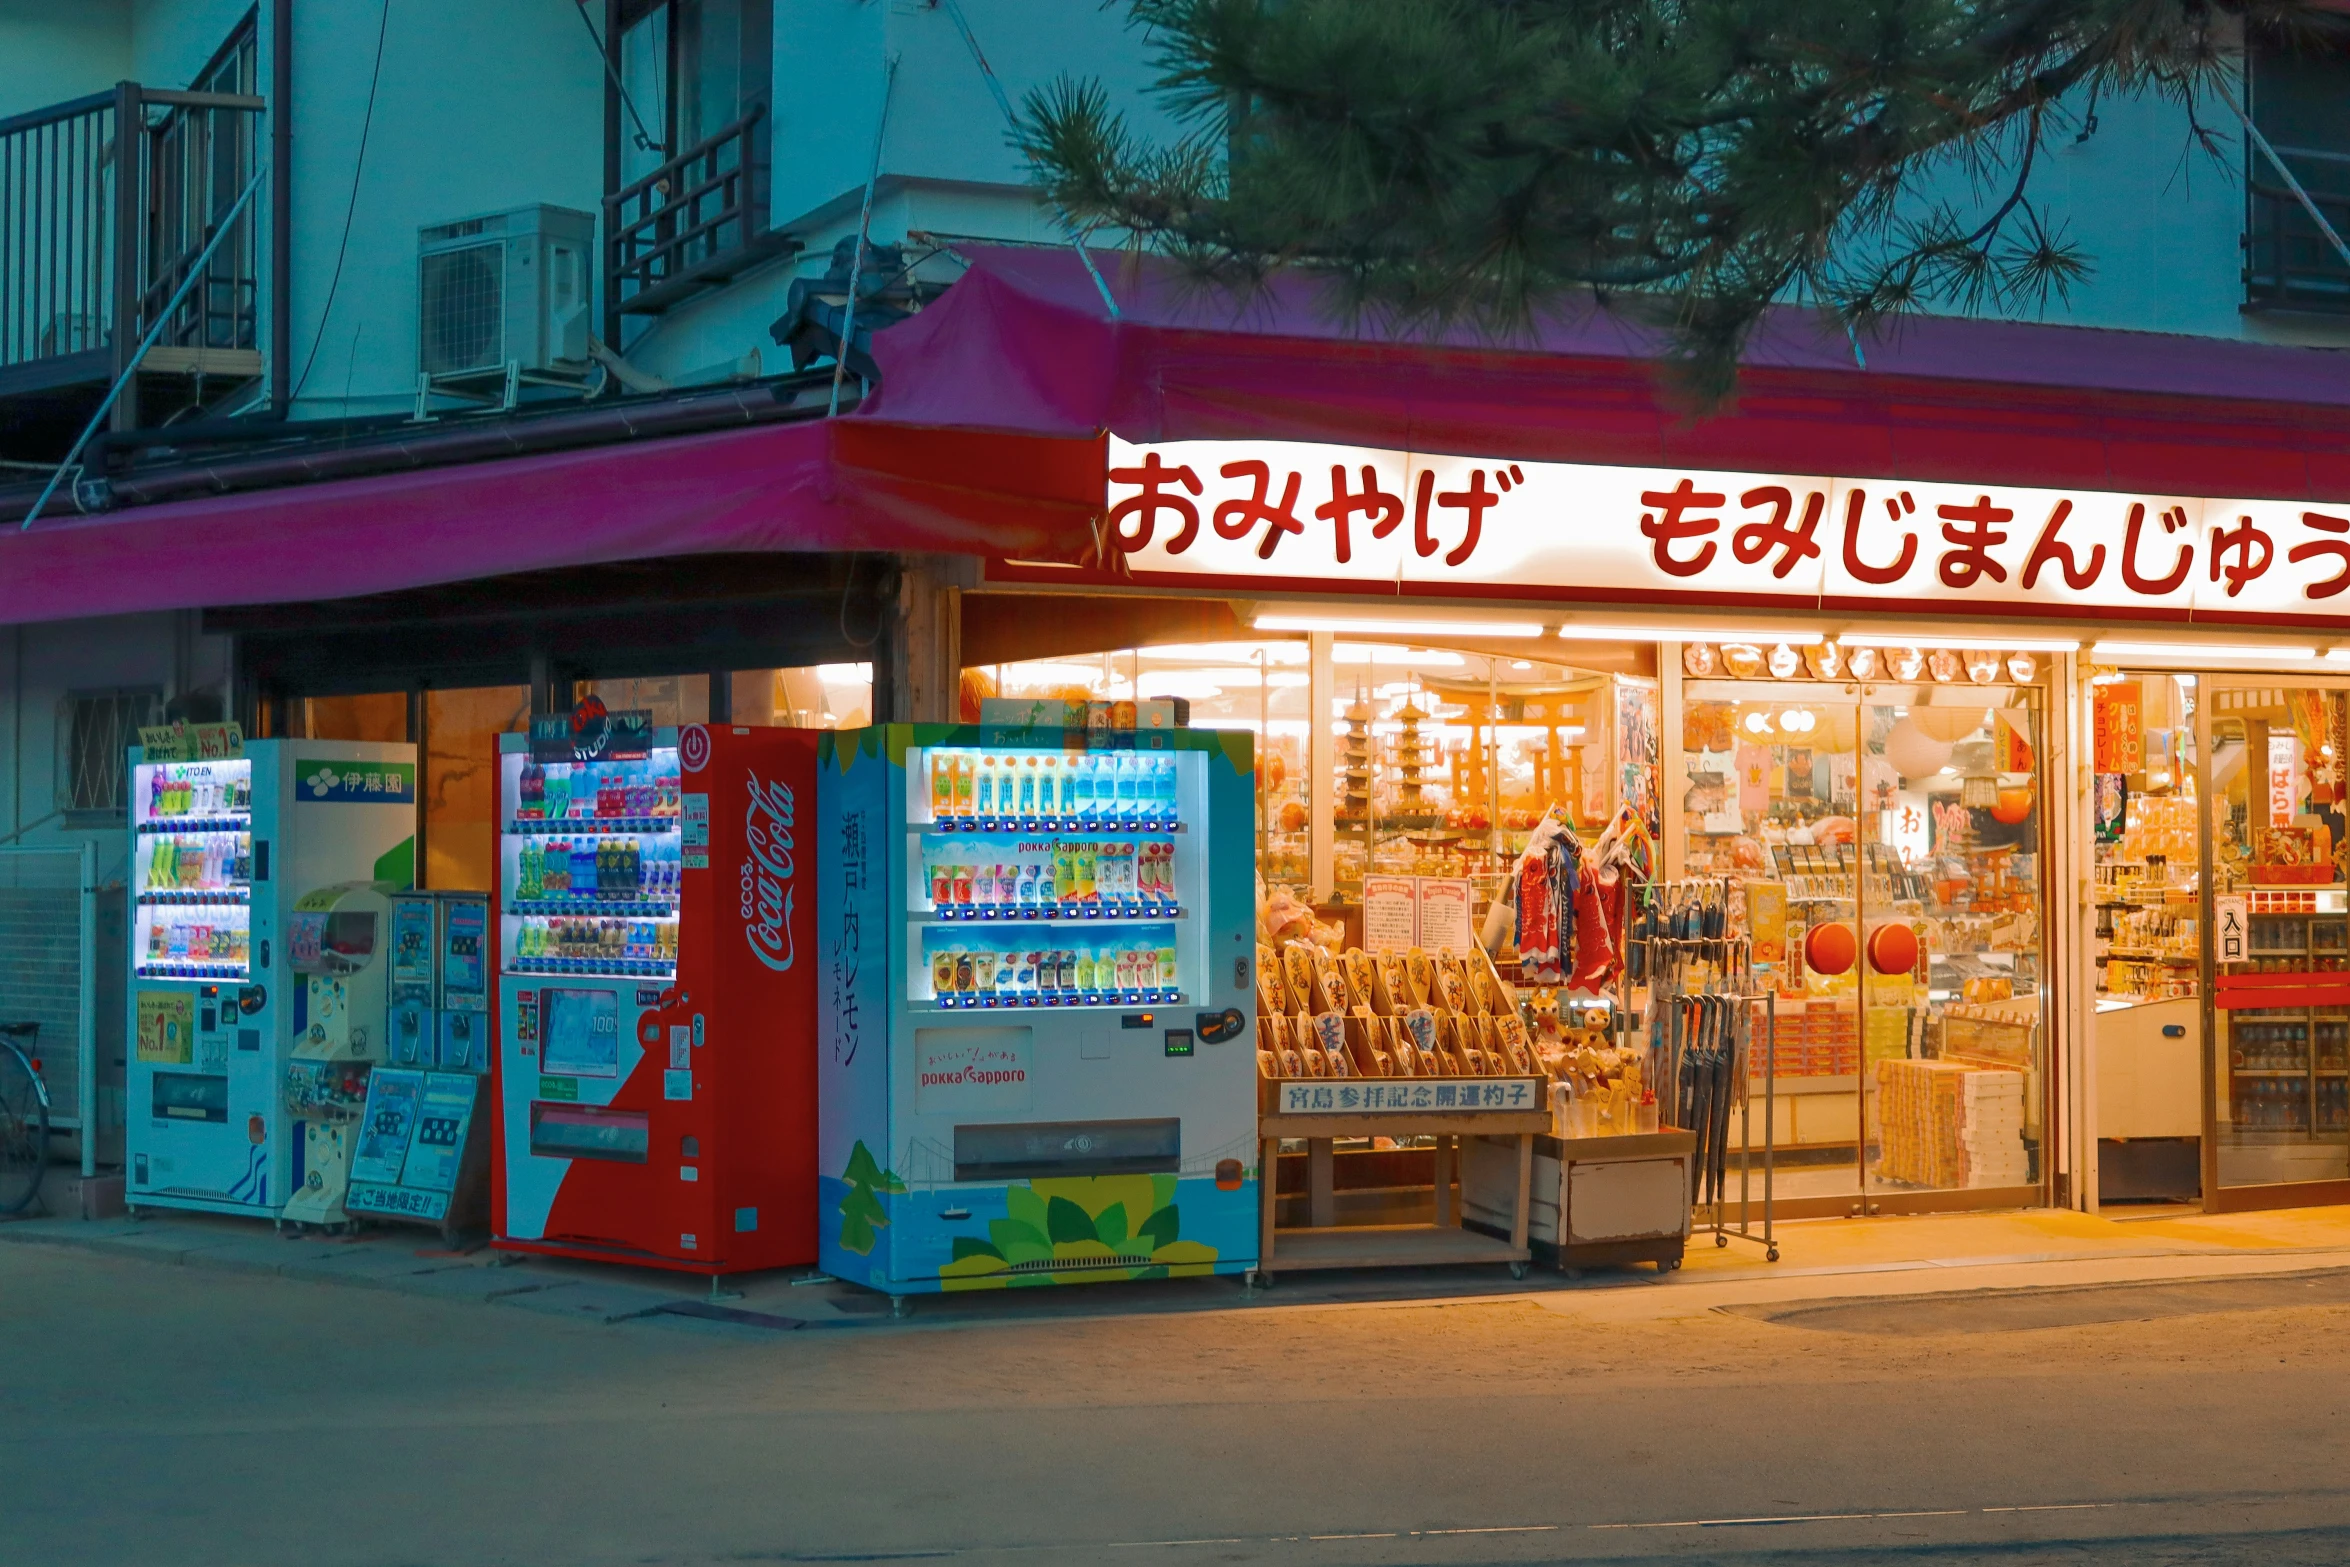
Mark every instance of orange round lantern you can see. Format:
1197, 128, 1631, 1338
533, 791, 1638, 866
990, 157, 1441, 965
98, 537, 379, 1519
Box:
1867, 921, 1921, 976
1805, 921, 1858, 976
1991, 786, 2034, 825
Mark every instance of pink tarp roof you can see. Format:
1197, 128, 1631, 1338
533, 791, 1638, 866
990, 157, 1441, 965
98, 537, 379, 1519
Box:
0, 418, 1100, 628
9, 244, 2350, 628
867, 245, 2350, 504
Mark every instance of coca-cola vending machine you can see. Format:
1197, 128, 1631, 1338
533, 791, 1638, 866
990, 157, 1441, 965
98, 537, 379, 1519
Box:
492, 712, 818, 1274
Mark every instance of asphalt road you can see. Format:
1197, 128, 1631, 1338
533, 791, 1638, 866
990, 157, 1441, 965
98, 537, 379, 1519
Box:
5, 1240, 2348, 1566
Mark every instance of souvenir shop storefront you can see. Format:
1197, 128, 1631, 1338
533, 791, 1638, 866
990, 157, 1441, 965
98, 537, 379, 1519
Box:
874, 245, 2350, 1223
966, 460, 2350, 1222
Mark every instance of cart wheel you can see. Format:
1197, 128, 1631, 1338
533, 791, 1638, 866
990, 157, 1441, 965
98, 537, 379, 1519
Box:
1658, 1258, 1680, 1273
1257, 1270, 1276, 1289
1510, 1262, 1528, 1281
1715, 1233, 1729, 1248
1767, 1246, 1781, 1263
890, 1295, 915, 1320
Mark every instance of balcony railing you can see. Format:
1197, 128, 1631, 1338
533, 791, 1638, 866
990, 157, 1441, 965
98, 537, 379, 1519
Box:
2246, 175, 2350, 314
604, 103, 781, 328
0, 82, 264, 398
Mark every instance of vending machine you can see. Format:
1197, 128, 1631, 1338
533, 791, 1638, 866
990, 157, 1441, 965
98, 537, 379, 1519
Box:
126, 733, 417, 1219
348, 889, 493, 1233
492, 719, 820, 1274
816, 720, 1260, 1297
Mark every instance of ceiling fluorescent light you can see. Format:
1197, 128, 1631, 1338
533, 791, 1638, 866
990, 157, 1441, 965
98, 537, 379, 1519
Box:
1840, 633, 2080, 651
2092, 641, 2320, 664
1556, 625, 1824, 644
1253, 614, 1543, 638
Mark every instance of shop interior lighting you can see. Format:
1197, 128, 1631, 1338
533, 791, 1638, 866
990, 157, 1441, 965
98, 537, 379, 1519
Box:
1556, 624, 1824, 644
2092, 641, 2320, 664
1838, 633, 2080, 652
1140, 641, 1309, 664
1253, 614, 1543, 638
1330, 644, 1466, 666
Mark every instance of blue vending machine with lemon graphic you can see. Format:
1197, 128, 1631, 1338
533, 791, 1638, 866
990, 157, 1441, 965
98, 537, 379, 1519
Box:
817, 715, 1260, 1296
125, 732, 418, 1221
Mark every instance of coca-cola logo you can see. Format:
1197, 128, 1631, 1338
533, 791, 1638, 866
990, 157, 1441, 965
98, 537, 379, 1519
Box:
741, 771, 797, 972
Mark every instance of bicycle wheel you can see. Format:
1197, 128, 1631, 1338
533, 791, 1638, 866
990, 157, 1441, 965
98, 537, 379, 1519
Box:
0, 1043, 48, 1216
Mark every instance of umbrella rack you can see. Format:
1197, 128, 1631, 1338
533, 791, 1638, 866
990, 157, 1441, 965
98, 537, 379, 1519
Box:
1626, 877, 1781, 1263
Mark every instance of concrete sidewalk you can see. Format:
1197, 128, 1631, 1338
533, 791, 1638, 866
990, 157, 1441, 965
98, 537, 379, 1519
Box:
12, 1197, 2350, 1335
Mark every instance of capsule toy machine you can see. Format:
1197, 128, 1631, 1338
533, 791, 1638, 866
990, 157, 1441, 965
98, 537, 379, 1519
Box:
126, 729, 417, 1220
348, 890, 493, 1237
493, 715, 820, 1273
280, 883, 393, 1230
816, 717, 1260, 1298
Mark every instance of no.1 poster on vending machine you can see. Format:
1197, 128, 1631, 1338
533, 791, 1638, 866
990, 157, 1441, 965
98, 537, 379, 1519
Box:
493, 712, 821, 1274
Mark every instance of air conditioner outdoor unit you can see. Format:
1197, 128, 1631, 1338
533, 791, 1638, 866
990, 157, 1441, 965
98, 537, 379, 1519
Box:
416, 204, 594, 379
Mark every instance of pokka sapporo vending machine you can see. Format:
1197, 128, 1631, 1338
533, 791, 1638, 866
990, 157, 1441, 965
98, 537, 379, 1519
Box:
125, 729, 418, 1220
816, 717, 1260, 1298
492, 717, 821, 1274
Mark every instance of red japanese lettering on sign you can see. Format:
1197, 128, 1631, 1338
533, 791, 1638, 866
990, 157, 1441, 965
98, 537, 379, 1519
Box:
1106, 452, 1203, 554
2121, 503, 2194, 595
1733, 487, 1826, 579
2207, 514, 2275, 599
1410, 466, 1512, 568
1936, 496, 2012, 588
1639, 479, 1724, 578
1213, 461, 1308, 561
1842, 489, 1918, 586
2291, 512, 2350, 600
1315, 464, 1403, 565
2020, 498, 2104, 591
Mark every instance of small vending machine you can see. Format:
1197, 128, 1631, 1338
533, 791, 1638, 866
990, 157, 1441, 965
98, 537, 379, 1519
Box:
126, 731, 417, 1220
493, 718, 820, 1274
816, 719, 1260, 1297
348, 889, 493, 1233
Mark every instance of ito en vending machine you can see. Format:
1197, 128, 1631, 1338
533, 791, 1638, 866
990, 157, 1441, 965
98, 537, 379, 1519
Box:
493, 713, 820, 1273
816, 714, 1260, 1298
125, 727, 417, 1220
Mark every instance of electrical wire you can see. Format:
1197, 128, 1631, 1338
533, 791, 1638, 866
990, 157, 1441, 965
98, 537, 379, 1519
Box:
289, 0, 391, 403
571, 0, 662, 154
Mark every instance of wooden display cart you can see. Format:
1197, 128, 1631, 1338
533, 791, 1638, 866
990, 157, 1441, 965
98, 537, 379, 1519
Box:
1256, 1076, 1550, 1280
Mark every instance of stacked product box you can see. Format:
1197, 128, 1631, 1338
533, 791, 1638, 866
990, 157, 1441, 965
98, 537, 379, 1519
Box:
1774, 998, 1859, 1078
1874, 1059, 2029, 1188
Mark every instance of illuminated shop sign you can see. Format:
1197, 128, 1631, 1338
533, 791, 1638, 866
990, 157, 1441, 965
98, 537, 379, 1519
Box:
1105, 438, 2350, 623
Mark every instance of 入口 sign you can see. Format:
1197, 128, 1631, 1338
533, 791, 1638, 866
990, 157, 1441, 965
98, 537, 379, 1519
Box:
1107, 438, 2350, 623
2216, 895, 2249, 964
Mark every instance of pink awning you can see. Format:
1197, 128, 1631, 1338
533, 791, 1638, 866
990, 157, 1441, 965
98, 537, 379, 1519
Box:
867, 245, 2350, 505
0, 417, 1102, 627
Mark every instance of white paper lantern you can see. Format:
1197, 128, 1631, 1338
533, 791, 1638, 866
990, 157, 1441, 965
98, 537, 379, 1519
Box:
1884, 718, 1954, 780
